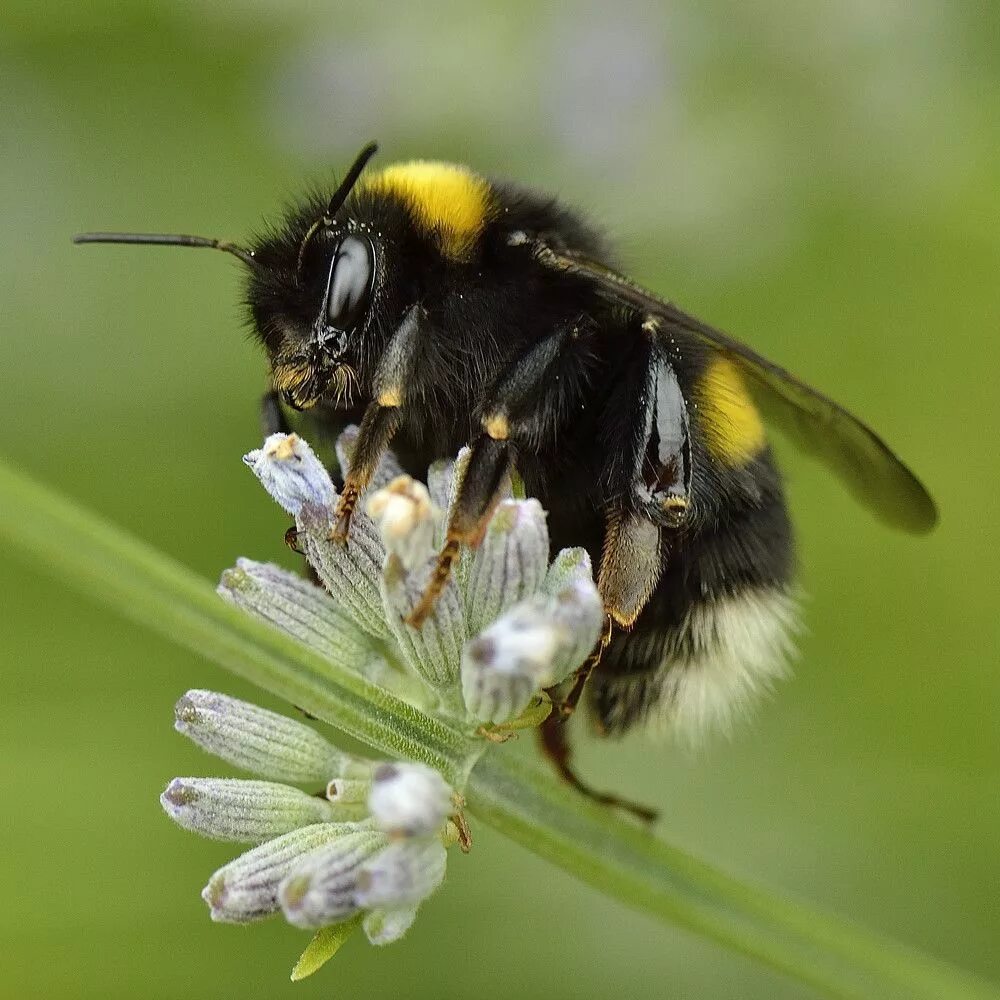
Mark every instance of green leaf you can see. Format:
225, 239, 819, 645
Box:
290, 914, 364, 981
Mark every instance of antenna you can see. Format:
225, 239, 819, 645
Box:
325, 141, 379, 220
72, 231, 257, 269
296, 141, 380, 282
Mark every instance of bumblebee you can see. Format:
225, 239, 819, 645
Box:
76, 143, 936, 810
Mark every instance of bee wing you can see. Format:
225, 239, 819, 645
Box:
533, 244, 937, 534
653, 299, 937, 534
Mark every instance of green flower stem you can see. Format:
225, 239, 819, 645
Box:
467, 752, 997, 1000
0, 461, 476, 786
1, 458, 997, 1000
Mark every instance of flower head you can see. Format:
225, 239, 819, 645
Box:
163, 689, 456, 951
162, 428, 604, 977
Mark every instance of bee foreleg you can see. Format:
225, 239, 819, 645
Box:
260, 390, 291, 436
331, 403, 403, 541
331, 305, 422, 541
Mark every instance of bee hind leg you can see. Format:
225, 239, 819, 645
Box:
540, 616, 658, 822
538, 713, 658, 823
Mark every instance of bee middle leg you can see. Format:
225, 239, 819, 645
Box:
407, 324, 577, 627
405, 433, 511, 627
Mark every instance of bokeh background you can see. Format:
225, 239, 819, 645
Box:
1, 2, 998, 998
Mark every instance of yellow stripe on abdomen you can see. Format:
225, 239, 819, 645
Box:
358, 161, 495, 262
694, 356, 766, 465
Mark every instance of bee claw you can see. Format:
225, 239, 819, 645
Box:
329, 488, 360, 544
284, 526, 303, 554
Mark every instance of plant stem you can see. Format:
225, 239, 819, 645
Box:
0, 461, 476, 784
1, 458, 997, 1000
467, 752, 996, 1000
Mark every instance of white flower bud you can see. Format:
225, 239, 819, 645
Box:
294, 502, 392, 642
174, 690, 364, 783
278, 830, 388, 929
461, 600, 560, 724
465, 499, 549, 635
161, 778, 335, 843
243, 434, 333, 517
202, 822, 358, 923
461, 574, 603, 724
218, 559, 377, 670
362, 905, 419, 946
546, 575, 604, 681
543, 546, 596, 596
426, 457, 456, 513
367, 763, 453, 838
380, 556, 466, 692
367, 476, 437, 572
354, 838, 447, 909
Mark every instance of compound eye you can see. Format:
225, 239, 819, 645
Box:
326, 235, 373, 330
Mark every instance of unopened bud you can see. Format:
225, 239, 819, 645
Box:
354, 838, 447, 909
278, 830, 387, 929
367, 763, 453, 838
426, 457, 456, 511
174, 690, 362, 783
465, 499, 549, 634
461, 601, 560, 724
243, 434, 333, 517
543, 546, 595, 597
218, 559, 376, 670
161, 777, 334, 843
461, 574, 603, 724
380, 558, 466, 692
326, 777, 372, 805
294, 502, 391, 642
202, 822, 357, 923
546, 574, 604, 681
362, 905, 419, 946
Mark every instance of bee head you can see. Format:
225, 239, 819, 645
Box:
246, 143, 389, 411
252, 223, 379, 411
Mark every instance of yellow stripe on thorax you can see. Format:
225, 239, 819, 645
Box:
693, 356, 766, 465
358, 161, 495, 261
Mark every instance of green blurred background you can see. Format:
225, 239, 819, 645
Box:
1, 2, 997, 998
